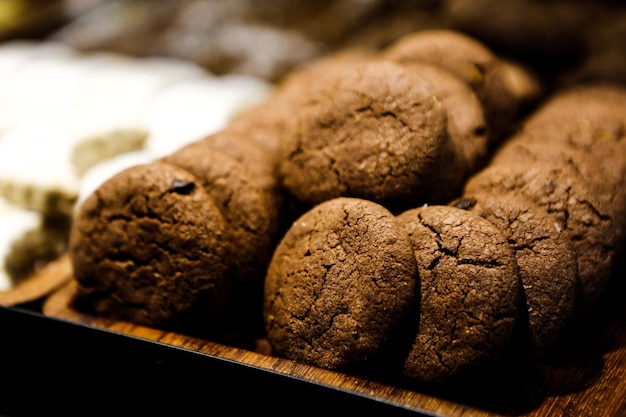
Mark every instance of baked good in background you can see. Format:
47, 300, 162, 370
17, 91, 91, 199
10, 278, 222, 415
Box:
0, 198, 67, 291
381, 29, 542, 147
445, 0, 592, 67
275, 58, 450, 213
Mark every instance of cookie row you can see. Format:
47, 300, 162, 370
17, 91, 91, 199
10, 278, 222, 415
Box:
263, 197, 522, 386
67, 29, 620, 388
266, 29, 540, 216
263, 83, 626, 387
67, 29, 538, 349
463, 83, 626, 315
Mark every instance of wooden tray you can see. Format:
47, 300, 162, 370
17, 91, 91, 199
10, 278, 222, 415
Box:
36, 255, 626, 416
0, 254, 72, 307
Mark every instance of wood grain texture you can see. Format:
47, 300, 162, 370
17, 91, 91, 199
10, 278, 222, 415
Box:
41, 257, 626, 417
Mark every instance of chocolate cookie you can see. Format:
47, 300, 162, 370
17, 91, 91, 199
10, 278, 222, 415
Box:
382, 29, 540, 144
396, 204, 521, 384
190, 129, 284, 237
391, 61, 489, 202
69, 161, 233, 333
278, 59, 448, 212
264, 197, 418, 370
162, 145, 273, 287
520, 83, 626, 170
452, 192, 579, 358
464, 162, 618, 313
489, 138, 626, 228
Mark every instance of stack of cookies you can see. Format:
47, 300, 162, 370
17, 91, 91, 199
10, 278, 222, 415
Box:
263, 78, 626, 387
68, 28, 625, 390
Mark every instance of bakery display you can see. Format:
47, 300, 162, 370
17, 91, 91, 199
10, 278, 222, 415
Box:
57, 20, 626, 391
2, 1, 626, 414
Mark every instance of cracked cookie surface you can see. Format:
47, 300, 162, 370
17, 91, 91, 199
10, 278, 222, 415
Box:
464, 162, 618, 312
69, 161, 233, 333
452, 192, 579, 358
277, 60, 448, 213
263, 197, 418, 370
163, 144, 274, 287
396, 204, 520, 385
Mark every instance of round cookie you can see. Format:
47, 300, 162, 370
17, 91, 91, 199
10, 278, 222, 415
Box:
190, 130, 284, 237
162, 145, 274, 287
381, 29, 540, 144
464, 162, 619, 313
396, 204, 521, 385
451, 192, 579, 358
391, 61, 489, 202
489, 138, 626, 229
520, 83, 626, 169
69, 161, 233, 333
278, 59, 448, 213
263, 197, 418, 370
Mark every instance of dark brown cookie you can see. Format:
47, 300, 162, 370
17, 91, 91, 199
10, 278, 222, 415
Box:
520, 83, 626, 169
162, 145, 273, 287
464, 162, 619, 313
278, 59, 448, 212
263, 197, 418, 370
382, 29, 541, 144
489, 138, 626, 229
396, 204, 521, 385
190, 129, 284, 237
388, 61, 489, 202
69, 161, 233, 333
451, 192, 579, 358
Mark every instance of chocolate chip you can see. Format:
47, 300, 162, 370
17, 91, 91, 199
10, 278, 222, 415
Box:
170, 180, 195, 195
